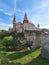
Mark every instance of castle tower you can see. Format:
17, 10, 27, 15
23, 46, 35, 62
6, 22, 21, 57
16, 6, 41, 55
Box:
13, 15, 16, 32
37, 24, 40, 28
23, 12, 29, 23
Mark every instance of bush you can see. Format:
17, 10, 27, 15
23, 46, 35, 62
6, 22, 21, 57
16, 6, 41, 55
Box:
1, 36, 15, 51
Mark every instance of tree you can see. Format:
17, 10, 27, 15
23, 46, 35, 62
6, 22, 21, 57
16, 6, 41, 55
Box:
1, 36, 14, 51
0, 31, 25, 51
1, 36, 21, 51
0, 30, 10, 39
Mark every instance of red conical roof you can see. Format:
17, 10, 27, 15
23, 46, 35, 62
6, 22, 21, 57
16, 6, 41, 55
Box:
24, 12, 28, 20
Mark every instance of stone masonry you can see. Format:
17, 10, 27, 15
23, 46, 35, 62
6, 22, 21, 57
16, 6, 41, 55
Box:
41, 30, 49, 59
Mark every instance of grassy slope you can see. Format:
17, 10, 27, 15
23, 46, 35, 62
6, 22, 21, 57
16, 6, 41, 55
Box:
0, 48, 49, 65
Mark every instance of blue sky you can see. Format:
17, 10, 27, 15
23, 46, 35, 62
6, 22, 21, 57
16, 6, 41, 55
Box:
0, 0, 49, 30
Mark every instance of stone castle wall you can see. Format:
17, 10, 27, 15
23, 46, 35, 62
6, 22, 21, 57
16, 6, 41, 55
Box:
24, 31, 41, 50
35, 34, 41, 48
41, 33, 49, 59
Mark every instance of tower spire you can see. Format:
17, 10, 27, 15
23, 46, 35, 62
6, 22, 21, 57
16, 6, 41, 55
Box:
13, 15, 16, 32
24, 12, 28, 20
13, 15, 16, 23
23, 12, 28, 23
12, 0, 17, 32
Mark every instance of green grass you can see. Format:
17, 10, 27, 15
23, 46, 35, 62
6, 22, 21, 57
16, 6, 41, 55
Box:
26, 55, 49, 65
0, 48, 49, 65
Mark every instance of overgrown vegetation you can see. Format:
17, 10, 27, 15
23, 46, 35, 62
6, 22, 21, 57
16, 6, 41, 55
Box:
0, 30, 49, 65
0, 30, 9, 40
0, 30, 26, 51
1, 36, 17, 51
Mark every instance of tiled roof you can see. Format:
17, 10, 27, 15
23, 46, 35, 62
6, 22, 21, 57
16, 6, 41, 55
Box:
18, 22, 23, 25
28, 22, 35, 26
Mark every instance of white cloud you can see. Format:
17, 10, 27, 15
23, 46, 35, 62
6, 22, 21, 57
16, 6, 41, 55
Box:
0, 9, 3, 12
0, 22, 12, 27
0, 22, 12, 30
40, 24, 49, 29
0, 0, 25, 17
4, 11, 14, 16
0, 8, 14, 16
29, 0, 49, 29
0, 4, 24, 16
0, 2, 14, 16
9, 18, 13, 21
14, 0, 24, 13
16, 9, 24, 13
0, 27, 8, 30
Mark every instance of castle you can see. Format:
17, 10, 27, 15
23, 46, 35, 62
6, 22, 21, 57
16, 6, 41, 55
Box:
9, 13, 41, 49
